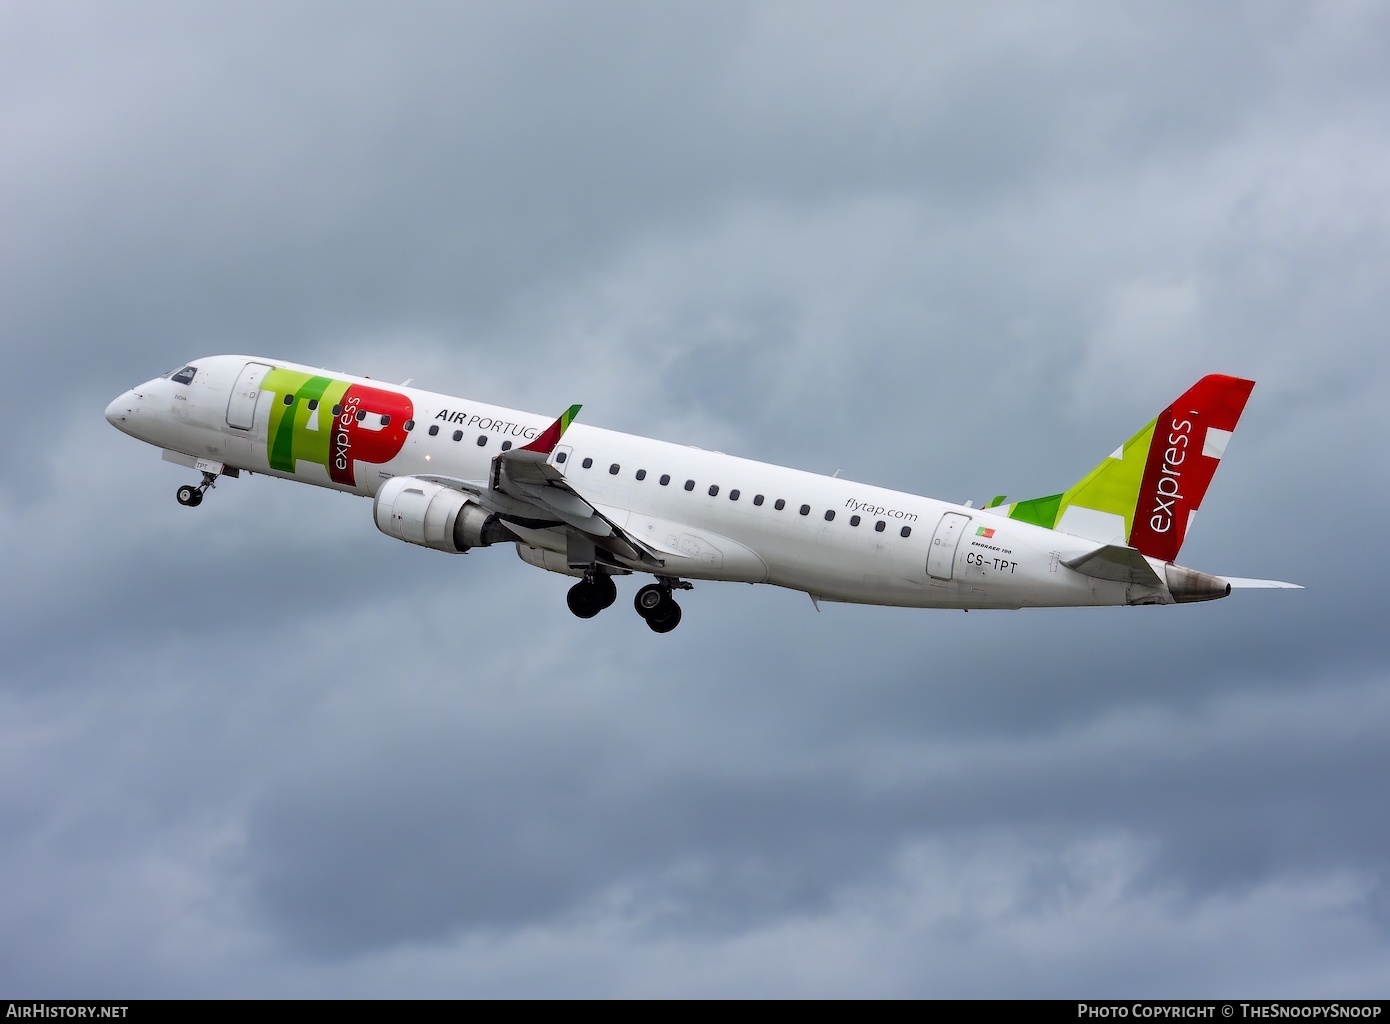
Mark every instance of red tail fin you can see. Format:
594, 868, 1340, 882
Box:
1126, 375, 1254, 562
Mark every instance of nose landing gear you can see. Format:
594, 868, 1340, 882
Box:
175, 470, 220, 508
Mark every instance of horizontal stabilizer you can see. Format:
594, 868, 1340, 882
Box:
1219, 576, 1304, 589
1063, 545, 1163, 587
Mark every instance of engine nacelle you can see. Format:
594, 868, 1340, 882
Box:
373, 477, 508, 553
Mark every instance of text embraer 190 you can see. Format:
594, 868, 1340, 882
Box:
105, 358, 1298, 632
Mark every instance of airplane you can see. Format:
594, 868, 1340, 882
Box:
105, 356, 1298, 632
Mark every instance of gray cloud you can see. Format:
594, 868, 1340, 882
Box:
3, 0, 1389, 997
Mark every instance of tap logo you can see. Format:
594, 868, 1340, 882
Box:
262, 368, 414, 486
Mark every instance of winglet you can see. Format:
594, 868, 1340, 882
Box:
520, 404, 582, 455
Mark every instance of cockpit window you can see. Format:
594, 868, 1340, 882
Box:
168, 365, 198, 385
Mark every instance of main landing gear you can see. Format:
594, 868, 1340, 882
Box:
566, 570, 618, 619
175, 470, 221, 508
565, 572, 691, 633
633, 578, 690, 634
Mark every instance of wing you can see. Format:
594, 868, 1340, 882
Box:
487, 404, 666, 571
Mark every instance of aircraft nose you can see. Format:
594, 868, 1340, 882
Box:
105, 390, 135, 428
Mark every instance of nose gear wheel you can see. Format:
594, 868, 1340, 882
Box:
175, 470, 221, 508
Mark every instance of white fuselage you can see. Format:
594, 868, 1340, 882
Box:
106, 355, 1167, 611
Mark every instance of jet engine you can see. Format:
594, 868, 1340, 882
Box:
373, 477, 509, 553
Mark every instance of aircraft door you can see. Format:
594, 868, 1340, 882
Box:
226, 362, 273, 431
927, 512, 971, 581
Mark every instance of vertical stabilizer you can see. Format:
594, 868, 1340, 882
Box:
991, 375, 1255, 562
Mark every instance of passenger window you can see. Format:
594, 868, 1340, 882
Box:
356, 410, 368, 422
684, 480, 695, 491
283, 394, 294, 406
404, 420, 414, 431
636, 469, 647, 481
708, 484, 719, 497
610, 464, 620, 475
582, 457, 593, 469
875, 521, 886, 532
332, 405, 342, 416
476, 435, 487, 446
660, 474, 671, 486
799, 504, 810, 516
900, 526, 912, 538
308, 399, 319, 411
824, 510, 835, 521
428, 424, 440, 436
753, 495, 764, 506
555, 450, 566, 462
502, 441, 512, 451
452, 430, 463, 442
850, 515, 861, 527
729, 489, 740, 501
774, 499, 786, 510
381, 415, 390, 426
170, 366, 197, 385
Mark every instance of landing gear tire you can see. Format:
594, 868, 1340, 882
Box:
177, 470, 219, 507
593, 572, 617, 611
635, 583, 682, 632
634, 584, 665, 618
645, 600, 682, 633
566, 579, 605, 619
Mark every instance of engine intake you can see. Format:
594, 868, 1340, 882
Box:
373, 477, 508, 553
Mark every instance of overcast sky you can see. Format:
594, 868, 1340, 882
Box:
3, 0, 1389, 998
